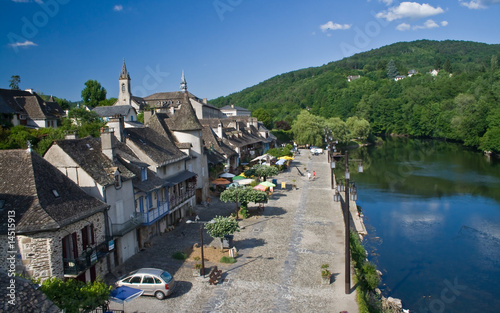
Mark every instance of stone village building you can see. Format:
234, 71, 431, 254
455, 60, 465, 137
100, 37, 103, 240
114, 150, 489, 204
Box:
0, 149, 110, 283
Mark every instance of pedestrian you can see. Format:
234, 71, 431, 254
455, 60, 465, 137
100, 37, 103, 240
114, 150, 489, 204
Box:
313, 171, 316, 180
307, 171, 311, 180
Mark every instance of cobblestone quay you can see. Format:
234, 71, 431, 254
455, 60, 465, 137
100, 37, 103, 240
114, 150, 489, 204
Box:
107, 150, 359, 313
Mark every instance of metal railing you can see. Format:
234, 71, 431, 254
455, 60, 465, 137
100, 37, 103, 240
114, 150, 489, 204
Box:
63, 241, 109, 276
111, 213, 143, 237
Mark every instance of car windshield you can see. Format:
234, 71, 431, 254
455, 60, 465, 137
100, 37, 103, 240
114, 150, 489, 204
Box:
160, 271, 172, 283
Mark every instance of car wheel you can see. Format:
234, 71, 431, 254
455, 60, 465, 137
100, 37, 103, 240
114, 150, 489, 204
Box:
155, 291, 165, 300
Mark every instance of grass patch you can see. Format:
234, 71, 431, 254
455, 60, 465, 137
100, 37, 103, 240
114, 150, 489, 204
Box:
219, 256, 236, 264
172, 251, 187, 260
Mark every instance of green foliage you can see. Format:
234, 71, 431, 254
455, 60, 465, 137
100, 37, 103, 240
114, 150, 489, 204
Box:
204, 215, 240, 239
38, 277, 111, 313
210, 40, 500, 152
252, 108, 273, 129
172, 251, 187, 260
9, 75, 21, 90
81, 80, 107, 108
240, 207, 249, 219
346, 116, 371, 141
247, 164, 279, 181
220, 186, 268, 211
386, 59, 398, 79
220, 256, 237, 264
97, 97, 117, 107
266, 146, 293, 158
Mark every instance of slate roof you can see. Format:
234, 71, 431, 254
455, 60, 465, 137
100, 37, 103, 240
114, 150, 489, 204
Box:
124, 127, 188, 166
92, 105, 135, 118
201, 118, 264, 148
144, 91, 196, 102
49, 137, 135, 187
165, 93, 203, 131
201, 125, 238, 165
220, 105, 250, 113
0, 271, 61, 312
115, 153, 166, 193
0, 149, 109, 234
0, 89, 64, 120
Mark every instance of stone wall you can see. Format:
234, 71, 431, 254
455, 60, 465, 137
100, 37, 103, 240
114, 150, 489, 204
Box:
0, 211, 108, 282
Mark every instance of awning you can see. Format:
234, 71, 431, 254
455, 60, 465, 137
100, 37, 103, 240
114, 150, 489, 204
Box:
110, 286, 144, 304
275, 159, 286, 166
166, 170, 196, 186
219, 172, 235, 178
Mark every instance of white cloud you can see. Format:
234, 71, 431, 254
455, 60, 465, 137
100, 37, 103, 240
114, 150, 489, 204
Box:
380, 0, 394, 5
396, 23, 411, 31
413, 19, 440, 29
9, 40, 37, 48
460, 0, 500, 9
376, 2, 445, 21
113, 4, 123, 11
441, 20, 449, 26
320, 21, 352, 32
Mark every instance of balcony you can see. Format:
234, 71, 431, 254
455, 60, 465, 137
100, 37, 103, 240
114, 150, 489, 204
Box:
141, 200, 169, 225
63, 241, 110, 277
169, 189, 195, 208
112, 213, 143, 237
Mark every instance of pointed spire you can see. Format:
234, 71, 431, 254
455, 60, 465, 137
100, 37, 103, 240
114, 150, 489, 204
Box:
120, 58, 130, 80
180, 70, 187, 93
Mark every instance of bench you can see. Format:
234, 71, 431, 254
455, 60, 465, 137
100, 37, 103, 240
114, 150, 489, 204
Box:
209, 266, 223, 285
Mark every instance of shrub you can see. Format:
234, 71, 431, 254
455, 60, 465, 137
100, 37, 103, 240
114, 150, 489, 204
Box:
240, 208, 250, 219
172, 251, 187, 260
220, 256, 236, 264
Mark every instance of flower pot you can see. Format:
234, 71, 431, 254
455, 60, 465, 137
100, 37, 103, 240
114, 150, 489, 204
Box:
321, 275, 331, 285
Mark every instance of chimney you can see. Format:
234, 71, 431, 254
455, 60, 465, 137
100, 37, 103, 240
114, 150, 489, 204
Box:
217, 123, 223, 139
235, 122, 240, 131
25, 88, 34, 94
108, 115, 125, 142
170, 106, 175, 116
65, 131, 78, 140
101, 127, 116, 160
231, 104, 234, 108
143, 109, 153, 125
203, 98, 207, 104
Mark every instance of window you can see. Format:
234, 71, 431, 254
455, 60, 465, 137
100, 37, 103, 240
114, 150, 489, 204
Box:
147, 193, 153, 209
129, 276, 142, 284
121, 83, 125, 92
81, 224, 95, 250
114, 171, 122, 189
62, 232, 78, 260
141, 168, 147, 181
142, 275, 154, 284
154, 277, 161, 284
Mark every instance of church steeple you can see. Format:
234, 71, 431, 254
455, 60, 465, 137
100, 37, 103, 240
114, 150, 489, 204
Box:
118, 58, 132, 105
180, 70, 187, 93
120, 58, 130, 80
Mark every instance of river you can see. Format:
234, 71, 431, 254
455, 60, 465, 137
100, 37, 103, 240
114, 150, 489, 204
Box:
348, 138, 500, 313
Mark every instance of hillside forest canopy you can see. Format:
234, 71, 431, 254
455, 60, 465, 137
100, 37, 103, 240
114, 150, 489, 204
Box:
211, 40, 500, 153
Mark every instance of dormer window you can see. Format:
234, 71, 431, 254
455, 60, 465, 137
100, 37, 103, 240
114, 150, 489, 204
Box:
141, 167, 147, 181
52, 189, 60, 198
114, 170, 122, 189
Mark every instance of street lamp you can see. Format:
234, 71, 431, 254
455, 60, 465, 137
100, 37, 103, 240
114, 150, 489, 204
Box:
186, 216, 215, 276
332, 150, 363, 294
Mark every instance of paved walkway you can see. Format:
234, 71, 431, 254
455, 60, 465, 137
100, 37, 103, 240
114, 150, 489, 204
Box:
107, 150, 359, 313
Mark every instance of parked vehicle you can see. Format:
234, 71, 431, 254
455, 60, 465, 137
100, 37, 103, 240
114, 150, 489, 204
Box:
116, 268, 175, 300
310, 146, 323, 154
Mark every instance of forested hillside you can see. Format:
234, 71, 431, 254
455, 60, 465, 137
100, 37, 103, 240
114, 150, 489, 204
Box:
211, 40, 500, 152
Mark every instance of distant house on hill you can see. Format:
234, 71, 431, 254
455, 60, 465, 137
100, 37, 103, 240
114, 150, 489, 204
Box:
394, 75, 407, 81
347, 75, 361, 82
408, 69, 418, 77
430, 69, 439, 76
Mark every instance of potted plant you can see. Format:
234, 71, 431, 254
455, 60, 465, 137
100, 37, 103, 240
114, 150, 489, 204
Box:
321, 264, 331, 285
292, 179, 297, 190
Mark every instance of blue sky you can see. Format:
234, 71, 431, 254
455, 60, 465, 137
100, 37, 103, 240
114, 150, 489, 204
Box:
1, 0, 500, 102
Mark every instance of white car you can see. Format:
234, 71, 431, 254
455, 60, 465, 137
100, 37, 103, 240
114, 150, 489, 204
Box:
116, 268, 175, 300
310, 146, 323, 154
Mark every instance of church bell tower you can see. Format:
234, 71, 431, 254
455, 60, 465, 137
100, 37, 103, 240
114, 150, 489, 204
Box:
118, 59, 131, 105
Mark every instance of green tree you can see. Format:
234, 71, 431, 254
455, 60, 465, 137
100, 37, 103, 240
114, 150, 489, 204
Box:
325, 117, 350, 144
81, 80, 107, 108
386, 59, 398, 79
97, 97, 118, 107
252, 108, 273, 129
38, 277, 111, 313
291, 110, 325, 146
9, 75, 20, 90
346, 116, 371, 141
204, 215, 240, 248
245, 164, 279, 182
443, 59, 452, 73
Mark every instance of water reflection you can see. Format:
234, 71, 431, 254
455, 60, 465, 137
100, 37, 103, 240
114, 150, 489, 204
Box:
353, 138, 500, 313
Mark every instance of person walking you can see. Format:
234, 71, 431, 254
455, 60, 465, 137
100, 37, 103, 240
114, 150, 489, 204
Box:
313, 171, 316, 180
307, 171, 311, 180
